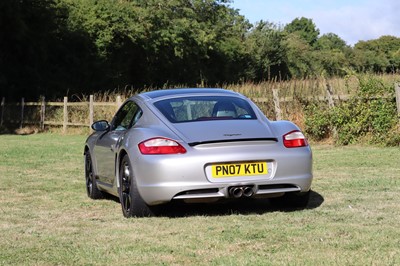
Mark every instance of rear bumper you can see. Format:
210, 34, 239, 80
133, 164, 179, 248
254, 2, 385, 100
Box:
130, 145, 313, 205
144, 174, 312, 205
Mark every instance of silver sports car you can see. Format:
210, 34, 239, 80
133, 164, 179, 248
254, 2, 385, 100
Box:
84, 88, 313, 217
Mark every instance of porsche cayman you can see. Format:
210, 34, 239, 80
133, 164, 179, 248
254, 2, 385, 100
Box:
84, 88, 313, 217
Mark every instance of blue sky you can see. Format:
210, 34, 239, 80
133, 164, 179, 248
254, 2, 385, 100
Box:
228, 0, 400, 46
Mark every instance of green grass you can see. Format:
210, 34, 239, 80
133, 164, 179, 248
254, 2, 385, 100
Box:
0, 134, 399, 265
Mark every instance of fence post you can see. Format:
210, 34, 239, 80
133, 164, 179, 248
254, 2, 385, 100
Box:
0, 97, 4, 127
20, 98, 25, 129
40, 96, 45, 131
272, 89, 282, 120
395, 83, 400, 118
326, 82, 337, 138
89, 95, 94, 130
63, 97, 68, 134
116, 95, 122, 111
326, 83, 335, 108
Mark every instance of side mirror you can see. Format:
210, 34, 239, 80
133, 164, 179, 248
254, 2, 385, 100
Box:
91, 120, 110, 132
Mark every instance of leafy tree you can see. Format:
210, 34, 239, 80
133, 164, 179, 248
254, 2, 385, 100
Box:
315, 33, 347, 50
0, 0, 59, 99
0, 0, 103, 100
284, 17, 320, 46
59, 0, 147, 88
60, 0, 250, 87
392, 48, 400, 72
314, 50, 348, 77
244, 21, 289, 81
350, 49, 389, 73
282, 17, 325, 78
284, 33, 315, 78
2, 1, 400, 101
314, 33, 349, 76
353, 36, 400, 73
199, 0, 251, 84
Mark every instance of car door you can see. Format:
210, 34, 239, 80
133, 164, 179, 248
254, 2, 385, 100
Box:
94, 101, 142, 185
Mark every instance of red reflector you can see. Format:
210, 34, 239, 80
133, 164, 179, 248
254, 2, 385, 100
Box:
283, 130, 308, 148
138, 137, 187, 154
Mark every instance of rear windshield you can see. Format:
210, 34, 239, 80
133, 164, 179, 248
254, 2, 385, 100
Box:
153, 96, 257, 123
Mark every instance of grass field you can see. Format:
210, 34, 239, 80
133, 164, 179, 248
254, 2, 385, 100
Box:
0, 134, 399, 265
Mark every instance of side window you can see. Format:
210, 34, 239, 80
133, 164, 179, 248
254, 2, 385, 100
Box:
111, 101, 141, 131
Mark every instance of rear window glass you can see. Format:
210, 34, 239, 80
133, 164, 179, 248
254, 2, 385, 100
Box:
153, 96, 257, 123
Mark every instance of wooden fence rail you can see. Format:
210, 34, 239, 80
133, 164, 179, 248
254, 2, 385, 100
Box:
0, 95, 122, 133
1, 83, 400, 133
254, 83, 400, 121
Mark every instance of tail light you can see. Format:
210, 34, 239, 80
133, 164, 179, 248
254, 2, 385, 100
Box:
283, 130, 308, 148
138, 137, 187, 154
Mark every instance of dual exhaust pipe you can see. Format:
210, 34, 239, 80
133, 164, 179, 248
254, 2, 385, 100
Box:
229, 186, 254, 198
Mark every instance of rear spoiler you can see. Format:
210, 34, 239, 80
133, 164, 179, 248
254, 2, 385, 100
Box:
188, 138, 278, 147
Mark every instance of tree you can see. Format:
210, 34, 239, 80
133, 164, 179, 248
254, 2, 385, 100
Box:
0, 0, 60, 99
0, 0, 104, 100
352, 36, 400, 73
3, 0, 400, 100
245, 21, 289, 81
284, 17, 320, 46
284, 33, 316, 78
61, 0, 250, 87
315, 33, 347, 50
314, 50, 348, 77
314, 33, 349, 76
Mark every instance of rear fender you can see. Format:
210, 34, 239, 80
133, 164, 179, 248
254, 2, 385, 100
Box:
115, 149, 129, 190
84, 144, 99, 178
269, 120, 302, 137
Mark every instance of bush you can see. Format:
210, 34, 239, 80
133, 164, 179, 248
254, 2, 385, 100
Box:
305, 75, 400, 146
304, 103, 331, 141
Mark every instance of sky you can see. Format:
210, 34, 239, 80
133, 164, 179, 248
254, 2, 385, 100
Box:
228, 0, 400, 46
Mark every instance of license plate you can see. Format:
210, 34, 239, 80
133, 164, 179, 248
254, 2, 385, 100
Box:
212, 162, 268, 178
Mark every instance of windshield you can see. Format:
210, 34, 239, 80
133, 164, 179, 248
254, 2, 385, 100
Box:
153, 96, 257, 123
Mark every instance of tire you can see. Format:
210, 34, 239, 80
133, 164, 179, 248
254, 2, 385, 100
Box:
118, 155, 156, 218
85, 152, 103, 199
270, 190, 311, 209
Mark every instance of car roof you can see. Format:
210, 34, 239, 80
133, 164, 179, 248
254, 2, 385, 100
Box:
136, 88, 241, 101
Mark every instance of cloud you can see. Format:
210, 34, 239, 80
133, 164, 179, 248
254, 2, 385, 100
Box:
292, 0, 400, 45
230, 0, 400, 46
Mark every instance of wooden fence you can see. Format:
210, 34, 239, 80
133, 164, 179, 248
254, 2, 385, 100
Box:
254, 83, 400, 120
1, 83, 400, 133
0, 95, 122, 133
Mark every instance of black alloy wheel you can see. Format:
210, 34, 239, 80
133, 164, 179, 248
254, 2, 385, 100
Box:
119, 155, 157, 218
85, 152, 103, 199
120, 157, 132, 216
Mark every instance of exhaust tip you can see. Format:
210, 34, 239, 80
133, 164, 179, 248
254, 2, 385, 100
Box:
243, 186, 254, 197
229, 187, 243, 198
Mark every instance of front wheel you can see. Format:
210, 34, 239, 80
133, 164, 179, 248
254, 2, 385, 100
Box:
85, 152, 103, 199
118, 155, 157, 218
